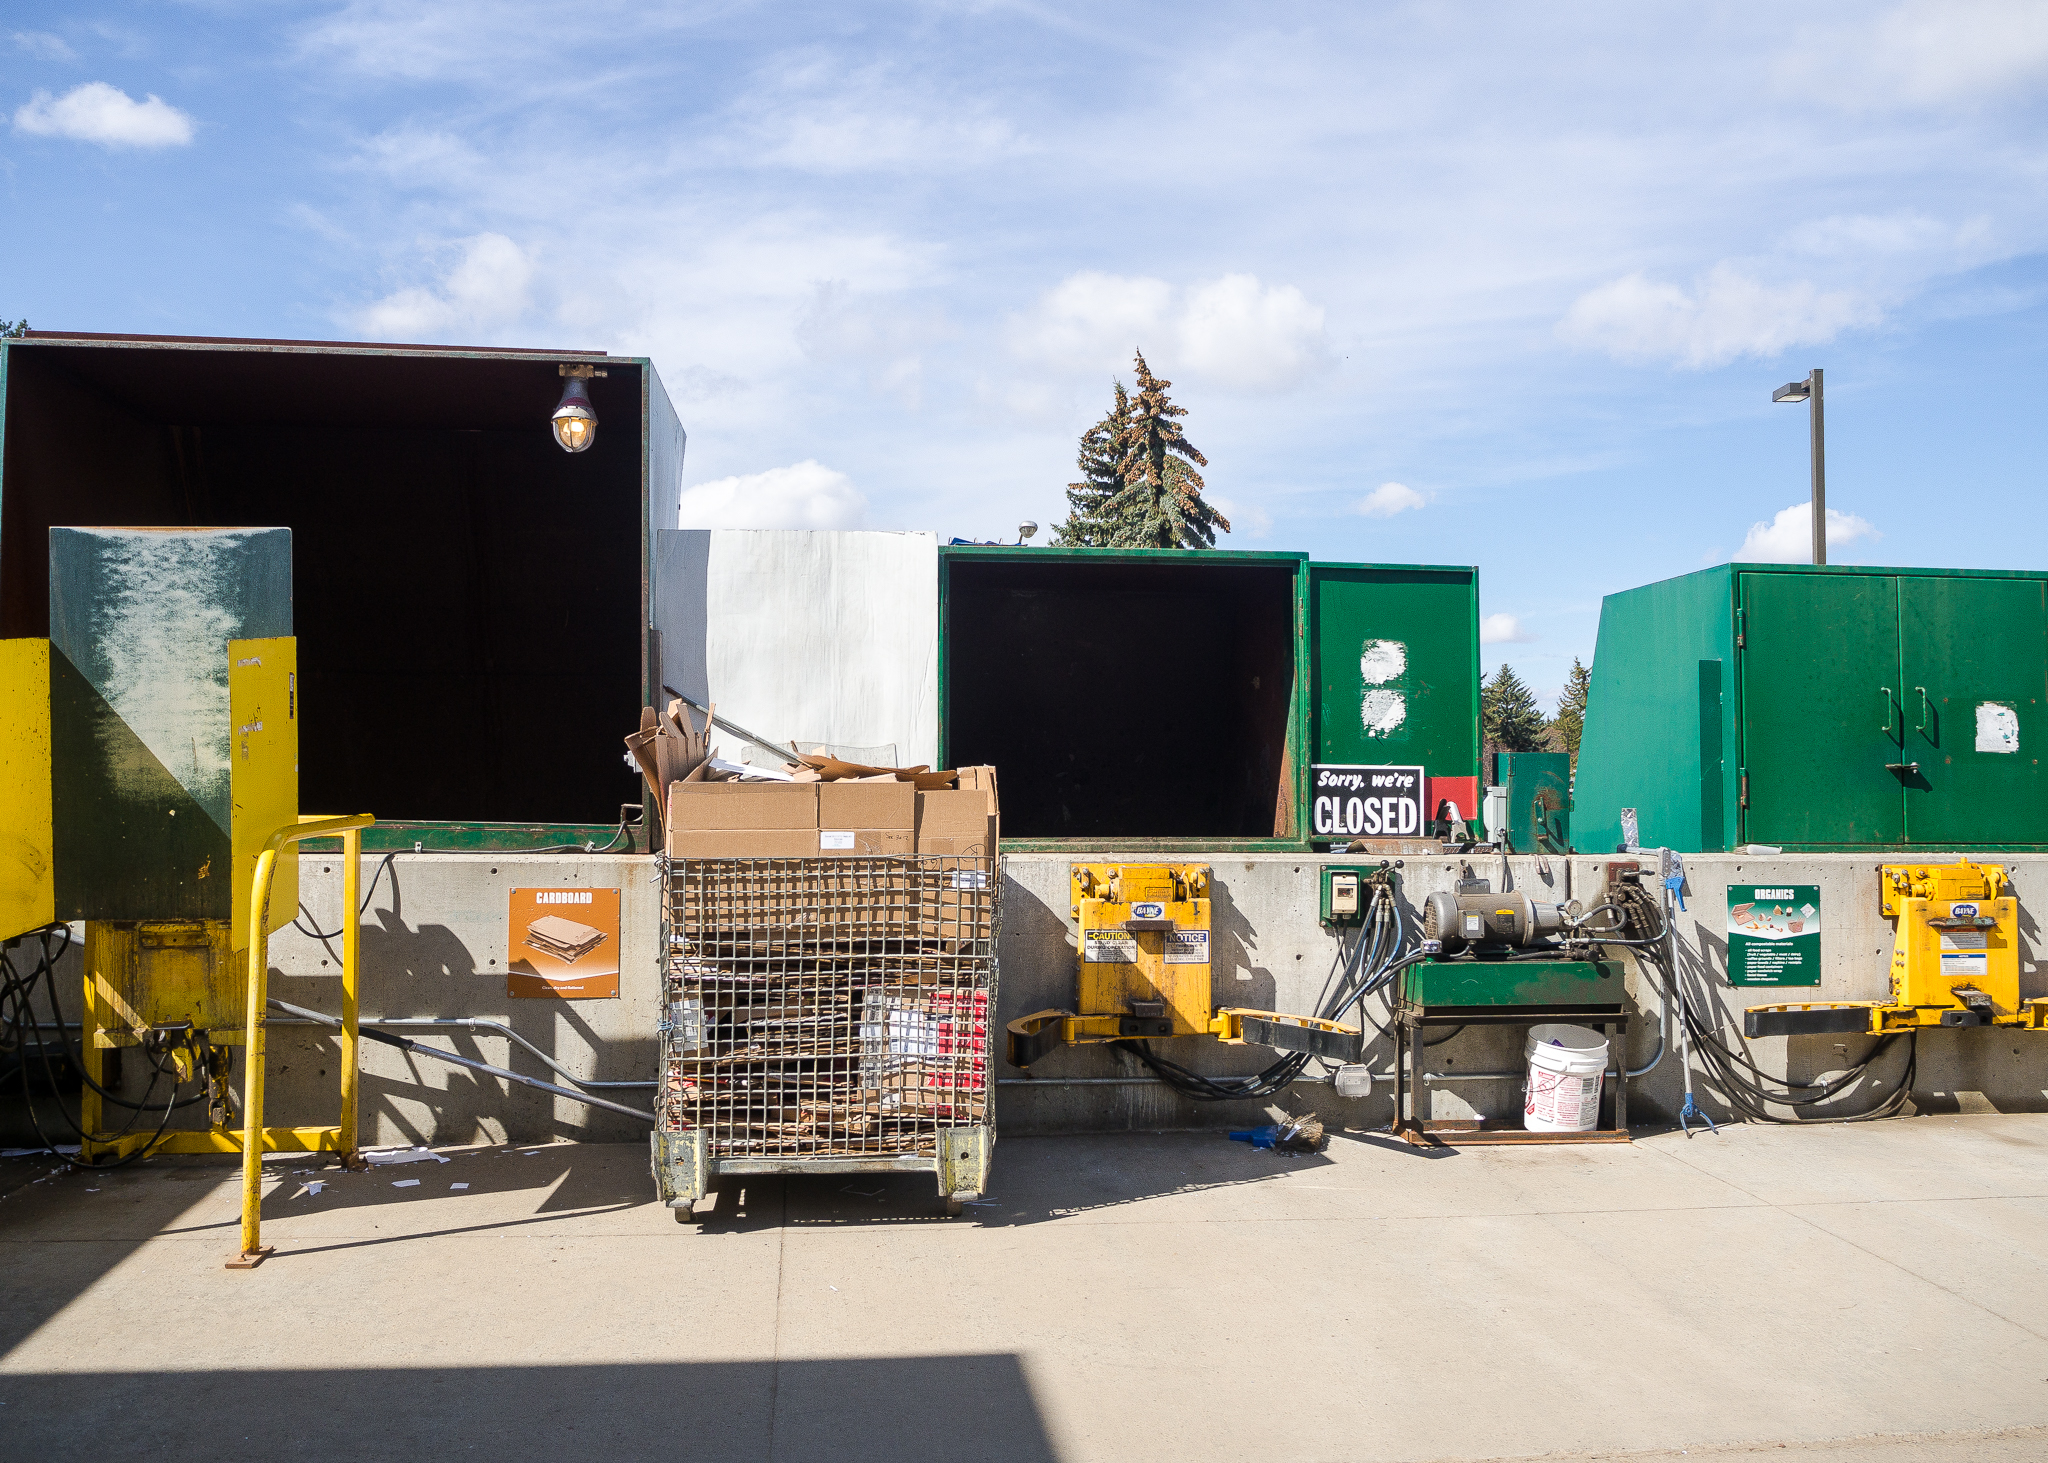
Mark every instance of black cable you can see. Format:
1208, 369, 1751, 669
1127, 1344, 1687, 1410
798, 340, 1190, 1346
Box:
2, 935, 207, 1112
293, 852, 398, 941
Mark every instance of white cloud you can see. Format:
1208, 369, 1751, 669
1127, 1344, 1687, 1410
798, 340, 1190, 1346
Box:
677, 461, 869, 529
1736, 504, 1883, 563
13, 82, 193, 148
1206, 492, 1271, 539
1176, 274, 1329, 391
1008, 270, 1328, 393
1782, 0, 2048, 109
1558, 264, 1877, 369
1481, 613, 1536, 644
1355, 482, 1428, 518
357, 234, 535, 341
12, 31, 76, 60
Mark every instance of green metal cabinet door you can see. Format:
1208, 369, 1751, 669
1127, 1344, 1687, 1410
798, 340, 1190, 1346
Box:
1900, 576, 2048, 847
1309, 565, 1479, 790
1739, 572, 1903, 847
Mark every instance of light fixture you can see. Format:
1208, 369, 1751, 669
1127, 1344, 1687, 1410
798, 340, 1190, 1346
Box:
1018, 519, 1038, 544
1770, 368, 1825, 565
552, 362, 606, 453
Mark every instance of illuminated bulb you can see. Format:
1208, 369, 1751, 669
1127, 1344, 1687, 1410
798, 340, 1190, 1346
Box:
551, 372, 598, 453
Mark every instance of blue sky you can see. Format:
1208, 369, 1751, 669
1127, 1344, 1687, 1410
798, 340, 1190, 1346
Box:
6, 2, 2047, 707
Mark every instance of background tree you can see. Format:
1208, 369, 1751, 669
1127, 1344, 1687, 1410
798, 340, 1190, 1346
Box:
1550, 656, 1591, 769
1, 318, 27, 338
1482, 662, 1547, 756
1051, 380, 1133, 546
1102, 351, 1229, 547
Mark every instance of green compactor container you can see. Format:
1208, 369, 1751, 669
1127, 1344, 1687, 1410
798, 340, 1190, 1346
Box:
1572, 563, 2048, 853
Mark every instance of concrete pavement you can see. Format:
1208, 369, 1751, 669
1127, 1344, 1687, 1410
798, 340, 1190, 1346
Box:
3, 1115, 2047, 1462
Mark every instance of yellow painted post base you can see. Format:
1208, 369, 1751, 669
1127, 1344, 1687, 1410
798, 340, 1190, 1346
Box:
83, 1125, 346, 1164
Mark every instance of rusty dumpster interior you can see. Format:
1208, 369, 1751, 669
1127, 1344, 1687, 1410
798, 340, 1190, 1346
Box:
944, 556, 1297, 840
0, 339, 645, 824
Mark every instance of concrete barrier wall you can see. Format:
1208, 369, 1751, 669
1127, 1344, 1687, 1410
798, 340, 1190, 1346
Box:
31, 848, 2048, 1148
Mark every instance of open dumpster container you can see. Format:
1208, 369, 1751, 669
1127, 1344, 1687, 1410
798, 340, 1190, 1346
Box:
0, 332, 685, 849
940, 547, 1308, 847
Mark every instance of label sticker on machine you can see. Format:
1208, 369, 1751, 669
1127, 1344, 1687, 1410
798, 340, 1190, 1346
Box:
1084, 929, 1137, 963
1726, 884, 1821, 987
950, 869, 989, 890
1163, 930, 1210, 965
1939, 931, 1988, 978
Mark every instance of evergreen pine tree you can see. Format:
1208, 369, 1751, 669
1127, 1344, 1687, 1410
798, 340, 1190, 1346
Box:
1551, 657, 1592, 769
1101, 351, 1229, 548
1482, 662, 1547, 753
1051, 381, 1133, 547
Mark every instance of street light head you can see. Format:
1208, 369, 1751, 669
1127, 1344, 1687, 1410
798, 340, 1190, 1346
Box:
1772, 380, 1811, 404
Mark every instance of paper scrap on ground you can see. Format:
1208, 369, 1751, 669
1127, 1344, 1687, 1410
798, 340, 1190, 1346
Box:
391, 1179, 421, 1188
363, 1146, 448, 1166
300, 1181, 326, 1197
450, 1182, 469, 1190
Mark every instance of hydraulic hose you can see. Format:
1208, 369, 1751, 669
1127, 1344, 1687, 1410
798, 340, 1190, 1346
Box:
267, 998, 654, 1124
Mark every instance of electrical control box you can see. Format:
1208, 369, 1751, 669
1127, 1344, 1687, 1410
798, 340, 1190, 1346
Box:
1070, 863, 1212, 1037
1319, 864, 1382, 925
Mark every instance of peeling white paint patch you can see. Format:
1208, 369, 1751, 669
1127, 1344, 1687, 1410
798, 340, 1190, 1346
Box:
1361, 688, 1408, 736
1976, 703, 2019, 754
1359, 639, 1407, 686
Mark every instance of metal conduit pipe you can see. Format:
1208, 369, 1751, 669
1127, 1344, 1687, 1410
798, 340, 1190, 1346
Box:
269, 1013, 653, 1090
267, 998, 654, 1123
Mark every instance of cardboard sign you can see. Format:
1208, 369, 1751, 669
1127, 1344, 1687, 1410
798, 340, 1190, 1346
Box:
1311, 764, 1426, 840
508, 887, 621, 999
1727, 883, 1821, 987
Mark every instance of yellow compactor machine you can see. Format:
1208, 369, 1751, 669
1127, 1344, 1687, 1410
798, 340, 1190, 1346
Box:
1745, 860, 2048, 1037
1006, 863, 1363, 1068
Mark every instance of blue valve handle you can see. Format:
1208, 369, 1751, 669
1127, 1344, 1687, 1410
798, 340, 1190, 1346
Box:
1664, 874, 1686, 911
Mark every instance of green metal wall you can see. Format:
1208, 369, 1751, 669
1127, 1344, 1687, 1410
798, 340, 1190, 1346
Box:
1308, 562, 1481, 824
1575, 563, 2048, 853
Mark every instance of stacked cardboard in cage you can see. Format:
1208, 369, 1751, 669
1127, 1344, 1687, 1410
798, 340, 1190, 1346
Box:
659, 775, 998, 1160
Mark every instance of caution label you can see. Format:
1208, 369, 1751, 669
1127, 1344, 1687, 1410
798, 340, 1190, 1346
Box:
1163, 931, 1210, 965
1939, 930, 1988, 978
1083, 929, 1136, 963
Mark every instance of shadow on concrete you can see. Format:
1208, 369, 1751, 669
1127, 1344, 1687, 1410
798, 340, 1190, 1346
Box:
0, 1354, 1059, 1463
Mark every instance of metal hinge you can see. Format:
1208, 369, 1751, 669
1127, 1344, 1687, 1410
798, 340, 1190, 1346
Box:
1739, 770, 1749, 808
1735, 607, 1745, 650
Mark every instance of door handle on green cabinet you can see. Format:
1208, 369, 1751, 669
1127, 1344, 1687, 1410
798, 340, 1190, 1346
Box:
1914, 686, 1931, 737
1880, 686, 1897, 736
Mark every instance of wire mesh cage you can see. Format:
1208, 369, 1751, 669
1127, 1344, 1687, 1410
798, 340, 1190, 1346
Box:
660, 855, 998, 1161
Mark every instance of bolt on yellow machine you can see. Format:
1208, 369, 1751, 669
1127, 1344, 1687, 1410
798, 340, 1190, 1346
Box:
1745, 860, 2048, 1037
1007, 863, 1363, 1068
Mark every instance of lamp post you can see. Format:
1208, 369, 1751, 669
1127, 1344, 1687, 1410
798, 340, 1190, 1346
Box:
1771, 368, 1825, 565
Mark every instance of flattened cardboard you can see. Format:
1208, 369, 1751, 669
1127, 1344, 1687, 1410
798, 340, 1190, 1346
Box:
668, 781, 817, 831
817, 828, 914, 857
508, 887, 621, 998
818, 780, 915, 829
667, 829, 819, 858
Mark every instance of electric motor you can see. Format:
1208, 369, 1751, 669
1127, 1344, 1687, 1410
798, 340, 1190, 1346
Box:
1422, 889, 1569, 953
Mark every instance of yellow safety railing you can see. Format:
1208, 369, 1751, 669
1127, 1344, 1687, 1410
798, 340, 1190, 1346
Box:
231, 813, 375, 1269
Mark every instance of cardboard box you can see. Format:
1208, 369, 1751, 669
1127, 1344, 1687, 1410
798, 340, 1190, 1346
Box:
667, 829, 819, 858
819, 780, 915, 830
817, 828, 915, 857
668, 781, 818, 830
917, 767, 999, 854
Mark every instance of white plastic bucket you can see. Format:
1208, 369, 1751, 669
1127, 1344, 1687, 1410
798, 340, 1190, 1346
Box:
1523, 1023, 1608, 1133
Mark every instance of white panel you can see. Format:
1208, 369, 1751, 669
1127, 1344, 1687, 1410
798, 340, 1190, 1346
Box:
653, 529, 939, 770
